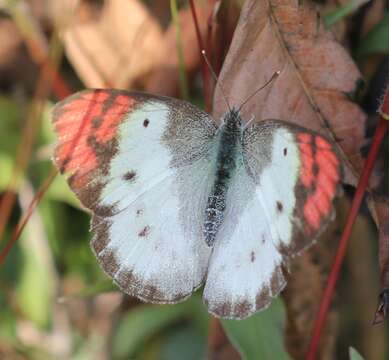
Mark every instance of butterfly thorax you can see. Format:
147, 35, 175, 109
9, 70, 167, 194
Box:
204, 108, 242, 247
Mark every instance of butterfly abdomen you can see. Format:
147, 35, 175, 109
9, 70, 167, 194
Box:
204, 109, 242, 247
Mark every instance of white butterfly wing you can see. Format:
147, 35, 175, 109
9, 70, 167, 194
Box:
204, 121, 341, 319
52, 89, 218, 303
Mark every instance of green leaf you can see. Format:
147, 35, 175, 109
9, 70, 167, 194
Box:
349, 347, 365, 360
161, 325, 206, 360
0, 153, 13, 191
0, 96, 22, 156
111, 294, 208, 359
111, 302, 189, 359
357, 12, 389, 57
38, 101, 56, 145
221, 299, 291, 360
324, 0, 369, 27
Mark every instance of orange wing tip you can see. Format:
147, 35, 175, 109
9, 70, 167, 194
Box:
52, 90, 136, 188
304, 201, 321, 230
297, 133, 341, 233
299, 142, 315, 187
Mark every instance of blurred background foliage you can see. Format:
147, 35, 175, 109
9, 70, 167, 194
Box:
0, 0, 389, 359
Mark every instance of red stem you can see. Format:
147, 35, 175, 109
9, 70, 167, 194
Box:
306, 116, 389, 359
188, 0, 211, 112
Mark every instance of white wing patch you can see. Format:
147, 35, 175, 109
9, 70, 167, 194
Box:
98, 102, 173, 214
92, 166, 212, 303
92, 159, 215, 303
255, 128, 300, 249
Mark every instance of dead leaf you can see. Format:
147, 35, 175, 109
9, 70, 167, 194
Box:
145, 2, 213, 96
55, 0, 165, 89
213, 0, 367, 186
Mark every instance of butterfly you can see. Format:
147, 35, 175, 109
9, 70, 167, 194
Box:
52, 88, 342, 319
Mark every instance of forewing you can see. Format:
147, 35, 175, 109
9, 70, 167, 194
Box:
52, 89, 217, 216
52, 89, 218, 303
203, 120, 341, 319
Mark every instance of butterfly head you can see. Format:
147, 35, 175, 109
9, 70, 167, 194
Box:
223, 107, 243, 131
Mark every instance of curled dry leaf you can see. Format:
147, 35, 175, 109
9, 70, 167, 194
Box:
55, 0, 165, 89
213, 0, 366, 187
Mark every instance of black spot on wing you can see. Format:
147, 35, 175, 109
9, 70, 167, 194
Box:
138, 226, 150, 237
283, 148, 287, 156
123, 170, 136, 182
250, 251, 256, 262
276, 201, 283, 212
92, 116, 103, 128
143, 118, 150, 127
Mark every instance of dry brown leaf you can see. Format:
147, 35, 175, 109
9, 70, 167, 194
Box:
55, 0, 165, 89
213, 0, 366, 187
145, 2, 213, 96
211, 0, 369, 355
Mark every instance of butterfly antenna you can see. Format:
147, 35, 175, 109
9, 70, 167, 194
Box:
201, 50, 231, 112
237, 70, 281, 113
